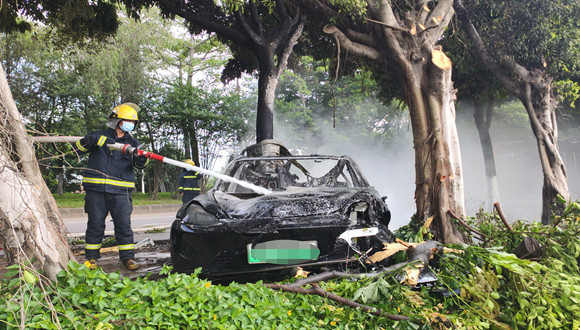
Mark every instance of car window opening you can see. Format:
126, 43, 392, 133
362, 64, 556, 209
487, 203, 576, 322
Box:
217, 157, 365, 195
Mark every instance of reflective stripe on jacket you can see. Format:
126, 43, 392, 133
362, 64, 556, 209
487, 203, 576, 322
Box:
178, 170, 200, 192
75, 128, 140, 194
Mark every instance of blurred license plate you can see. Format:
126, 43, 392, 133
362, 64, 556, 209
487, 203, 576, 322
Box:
247, 240, 319, 265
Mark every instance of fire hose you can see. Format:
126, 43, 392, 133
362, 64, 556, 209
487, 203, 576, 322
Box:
32, 136, 271, 195
109, 142, 271, 195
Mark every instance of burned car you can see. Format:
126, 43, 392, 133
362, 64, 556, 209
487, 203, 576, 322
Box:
170, 143, 393, 281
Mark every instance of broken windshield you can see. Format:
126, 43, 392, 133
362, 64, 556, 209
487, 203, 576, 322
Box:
216, 156, 367, 193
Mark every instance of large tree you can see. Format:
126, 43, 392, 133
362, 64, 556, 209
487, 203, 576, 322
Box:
454, 0, 580, 224
0, 0, 126, 279
0, 63, 75, 280
137, 0, 306, 142
300, 0, 465, 243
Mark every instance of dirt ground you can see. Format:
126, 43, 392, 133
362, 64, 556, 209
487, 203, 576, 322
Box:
76, 239, 172, 279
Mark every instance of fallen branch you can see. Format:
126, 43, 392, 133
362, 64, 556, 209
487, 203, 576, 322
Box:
288, 262, 415, 288
493, 202, 513, 233
447, 210, 487, 239
265, 283, 410, 321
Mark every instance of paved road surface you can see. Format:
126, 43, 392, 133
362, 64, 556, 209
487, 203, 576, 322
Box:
63, 211, 178, 237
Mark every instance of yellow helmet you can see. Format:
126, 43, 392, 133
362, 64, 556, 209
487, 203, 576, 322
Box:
185, 159, 195, 166
110, 103, 139, 121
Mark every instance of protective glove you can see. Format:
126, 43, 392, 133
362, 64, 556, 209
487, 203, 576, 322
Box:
133, 155, 148, 169
81, 134, 116, 148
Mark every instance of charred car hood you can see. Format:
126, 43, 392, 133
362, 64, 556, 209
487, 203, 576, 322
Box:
209, 187, 376, 220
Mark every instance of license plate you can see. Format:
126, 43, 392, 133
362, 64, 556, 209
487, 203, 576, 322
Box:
247, 240, 319, 265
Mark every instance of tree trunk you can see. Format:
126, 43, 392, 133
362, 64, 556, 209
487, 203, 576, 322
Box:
57, 156, 64, 195
255, 60, 277, 142
189, 123, 200, 166
473, 100, 500, 209
405, 55, 466, 243
320, 0, 465, 243
0, 63, 74, 280
520, 75, 569, 224
150, 161, 162, 200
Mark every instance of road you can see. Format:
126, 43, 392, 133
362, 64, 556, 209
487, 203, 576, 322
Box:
63, 211, 178, 236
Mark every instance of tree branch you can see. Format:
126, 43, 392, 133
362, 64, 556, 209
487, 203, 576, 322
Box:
264, 283, 410, 320
323, 25, 381, 62
276, 14, 305, 77
275, 0, 289, 24
235, 10, 263, 46
249, 0, 264, 38
499, 56, 532, 83
344, 28, 378, 48
157, 0, 249, 46
493, 202, 513, 233
271, 2, 299, 49
370, 0, 400, 27
365, 17, 408, 32
417, 1, 430, 24
426, 0, 454, 44
288, 261, 415, 288
453, 0, 520, 95
447, 209, 487, 238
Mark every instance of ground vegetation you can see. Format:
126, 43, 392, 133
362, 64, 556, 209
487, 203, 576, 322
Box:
1, 201, 579, 328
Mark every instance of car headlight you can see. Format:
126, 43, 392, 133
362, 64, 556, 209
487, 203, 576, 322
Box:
183, 204, 219, 225
348, 201, 369, 225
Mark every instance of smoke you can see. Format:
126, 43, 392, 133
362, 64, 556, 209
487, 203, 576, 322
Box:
269, 103, 580, 230
273, 113, 416, 230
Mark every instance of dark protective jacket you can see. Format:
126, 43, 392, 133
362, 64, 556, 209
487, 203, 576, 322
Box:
178, 170, 200, 194
75, 128, 147, 194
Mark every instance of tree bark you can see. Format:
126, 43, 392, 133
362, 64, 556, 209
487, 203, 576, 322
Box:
57, 156, 64, 195
473, 99, 500, 209
256, 58, 277, 141
320, 0, 465, 243
0, 62, 74, 280
454, 0, 570, 224
408, 52, 465, 243
522, 75, 569, 224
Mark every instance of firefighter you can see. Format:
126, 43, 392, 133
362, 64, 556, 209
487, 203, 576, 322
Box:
75, 103, 148, 271
178, 159, 201, 204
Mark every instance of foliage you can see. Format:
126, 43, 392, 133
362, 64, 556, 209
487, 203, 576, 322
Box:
0, 264, 390, 329
461, 0, 580, 106
0, 0, 118, 40
2, 8, 248, 195
2, 202, 579, 328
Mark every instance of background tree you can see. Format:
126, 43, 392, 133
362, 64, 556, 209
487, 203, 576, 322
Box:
454, 0, 580, 224
299, 0, 465, 243
134, 0, 306, 142
442, 27, 510, 210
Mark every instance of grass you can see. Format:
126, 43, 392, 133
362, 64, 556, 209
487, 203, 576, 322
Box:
53, 192, 181, 208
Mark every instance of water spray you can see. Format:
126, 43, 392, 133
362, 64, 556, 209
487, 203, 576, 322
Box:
32, 136, 272, 195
